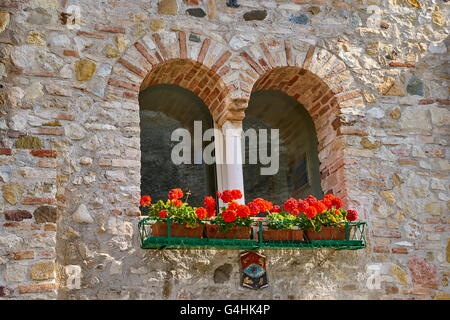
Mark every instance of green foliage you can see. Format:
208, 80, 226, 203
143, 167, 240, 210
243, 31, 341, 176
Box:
142, 200, 201, 228
301, 209, 348, 232
266, 212, 299, 230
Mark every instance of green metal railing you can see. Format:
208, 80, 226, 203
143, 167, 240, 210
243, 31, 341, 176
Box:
138, 217, 367, 250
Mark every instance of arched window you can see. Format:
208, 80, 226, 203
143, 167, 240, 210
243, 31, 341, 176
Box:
139, 84, 216, 206
243, 90, 323, 206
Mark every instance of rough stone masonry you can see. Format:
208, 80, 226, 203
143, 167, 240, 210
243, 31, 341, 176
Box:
0, 0, 449, 300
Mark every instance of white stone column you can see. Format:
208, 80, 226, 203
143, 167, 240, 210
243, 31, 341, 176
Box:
220, 121, 245, 204
214, 122, 227, 196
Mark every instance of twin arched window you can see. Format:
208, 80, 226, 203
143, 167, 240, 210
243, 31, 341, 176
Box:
139, 84, 323, 207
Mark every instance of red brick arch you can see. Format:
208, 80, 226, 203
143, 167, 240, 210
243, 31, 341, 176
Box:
233, 41, 366, 201
105, 32, 365, 201
105, 31, 240, 125
140, 59, 229, 121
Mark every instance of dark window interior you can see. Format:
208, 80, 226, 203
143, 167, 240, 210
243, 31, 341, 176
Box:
243, 90, 323, 207
139, 84, 216, 207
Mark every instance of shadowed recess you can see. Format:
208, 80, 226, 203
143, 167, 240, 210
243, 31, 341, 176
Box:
243, 90, 323, 206
139, 84, 216, 206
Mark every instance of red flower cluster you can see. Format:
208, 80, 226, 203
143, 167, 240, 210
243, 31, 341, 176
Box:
217, 189, 242, 204
281, 194, 346, 219
222, 209, 238, 223
284, 198, 298, 212
173, 200, 183, 207
158, 210, 167, 218
140, 195, 151, 207
237, 205, 250, 218
297, 200, 309, 212
272, 205, 282, 213
168, 188, 183, 201
323, 194, 343, 209
305, 206, 317, 219
142, 188, 359, 226
218, 200, 253, 223
195, 207, 207, 220
248, 198, 273, 216
204, 196, 216, 208
248, 202, 260, 216
203, 196, 216, 218
346, 209, 358, 221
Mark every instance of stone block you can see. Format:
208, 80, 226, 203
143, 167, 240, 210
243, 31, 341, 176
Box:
30, 261, 55, 281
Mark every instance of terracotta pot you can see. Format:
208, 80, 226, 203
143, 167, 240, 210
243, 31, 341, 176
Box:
205, 224, 251, 240
305, 226, 350, 241
262, 229, 304, 241
151, 222, 203, 238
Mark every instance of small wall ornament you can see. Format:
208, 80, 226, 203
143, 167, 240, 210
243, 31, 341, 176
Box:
240, 251, 268, 290
226, 0, 240, 8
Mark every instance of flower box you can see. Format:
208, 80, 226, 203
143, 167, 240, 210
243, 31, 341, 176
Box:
205, 224, 251, 240
140, 189, 365, 249
151, 221, 203, 238
262, 229, 304, 241
305, 226, 350, 241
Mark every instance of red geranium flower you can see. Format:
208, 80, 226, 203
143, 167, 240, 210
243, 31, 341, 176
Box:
220, 190, 234, 204
222, 209, 237, 223
158, 210, 167, 218
252, 198, 272, 213
292, 209, 300, 217
204, 196, 216, 209
168, 188, 183, 200
284, 198, 298, 213
305, 195, 318, 206
206, 207, 216, 218
305, 206, 317, 219
237, 205, 250, 218
231, 189, 243, 200
248, 202, 260, 216
297, 200, 309, 212
140, 195, 151, 207
346, 209, 358, 221
173, 200, 183, 207
332, 197, 343, 209
264, 200, 273, 212
195, 207, 207, 220
322, 198, 333, 209
272, 205, 282, 213
314, 200, 327, 213
228, 201, 239, 211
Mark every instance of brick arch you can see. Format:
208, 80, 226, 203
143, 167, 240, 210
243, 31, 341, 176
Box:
235, 40, 365, 201
104, 32, 365, 200
105, 31, 241, 125
139, 59, 229, 122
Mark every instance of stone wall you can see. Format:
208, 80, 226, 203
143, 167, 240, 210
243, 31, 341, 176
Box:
0, 0, 449, 300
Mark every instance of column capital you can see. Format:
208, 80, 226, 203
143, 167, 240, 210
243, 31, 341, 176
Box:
216, 98, 249, 126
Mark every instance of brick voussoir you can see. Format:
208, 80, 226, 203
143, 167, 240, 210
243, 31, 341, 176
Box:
134, 42, 158, 66
118, 58, 147, 78
108, 78, 140, 92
